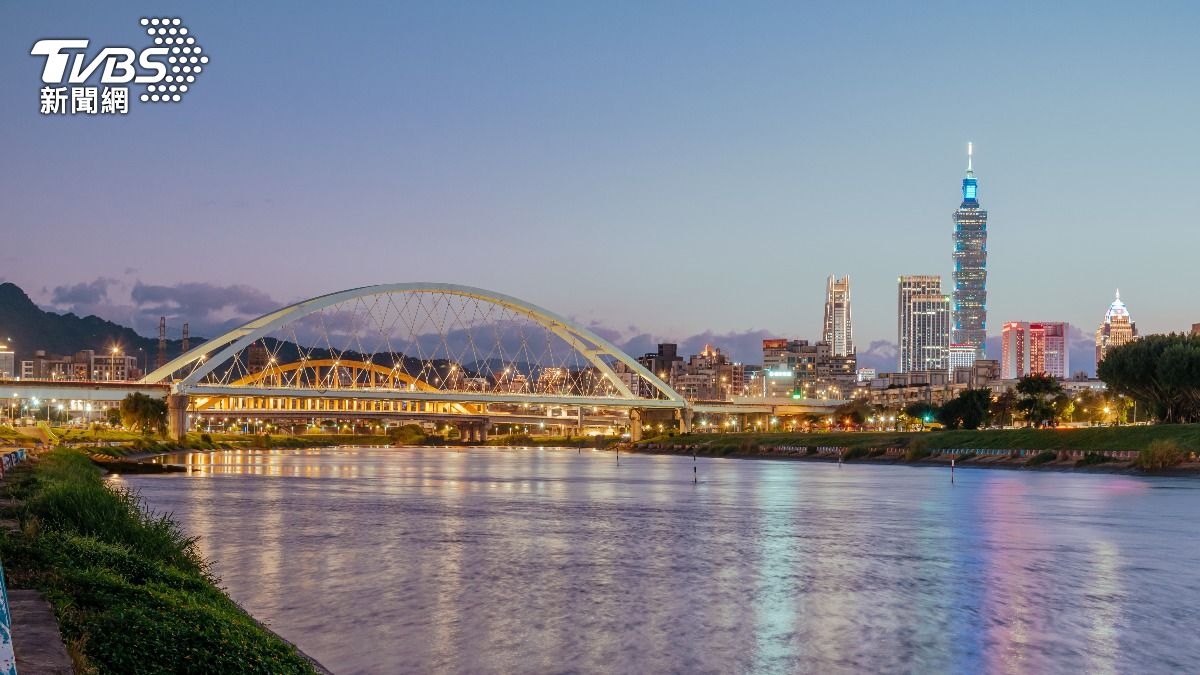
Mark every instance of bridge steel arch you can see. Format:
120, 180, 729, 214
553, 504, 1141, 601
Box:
142, 283, 686, 411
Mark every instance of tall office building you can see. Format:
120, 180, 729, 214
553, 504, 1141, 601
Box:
0, 348, 13, 379
1096, 290, 1138, 366
822, 275, 854, 357
1000, 322, 1029, 379
908, 294, 951, 372
952, 142, 988, 358
898, 275, 943, 372
1032, 322, 1069, 380
1002, 321, 1070, 379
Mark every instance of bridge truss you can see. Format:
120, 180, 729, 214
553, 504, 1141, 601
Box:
141, 283, 686, 440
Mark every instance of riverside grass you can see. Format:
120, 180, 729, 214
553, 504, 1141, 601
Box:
644, 423, 1200, 454
0, 448, 316, 674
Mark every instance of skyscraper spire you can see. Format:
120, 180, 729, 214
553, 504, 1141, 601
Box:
966, 141, 973, 176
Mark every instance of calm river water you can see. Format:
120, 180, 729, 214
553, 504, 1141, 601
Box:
115, 447, 1200, 674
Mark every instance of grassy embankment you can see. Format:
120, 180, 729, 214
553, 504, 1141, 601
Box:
0, 448, 319, 674
484, 433, 618, 448
52, 428, 396, 456
642, 424, 1200, 454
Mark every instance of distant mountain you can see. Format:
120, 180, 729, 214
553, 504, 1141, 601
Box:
0, 282, 460, 381
0, 282, 191, 364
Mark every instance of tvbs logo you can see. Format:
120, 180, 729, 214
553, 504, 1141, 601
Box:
31, 17, 207, 115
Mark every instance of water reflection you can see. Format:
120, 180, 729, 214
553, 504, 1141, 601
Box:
123, 448, 1200, 674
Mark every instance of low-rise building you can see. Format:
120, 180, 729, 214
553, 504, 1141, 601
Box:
867, 359, 1002, 409
19, 349, 141, 381
758, 338, 856, 398
668, 344, 740, 401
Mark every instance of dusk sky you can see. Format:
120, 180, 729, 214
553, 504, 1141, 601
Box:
3, 2, 1198, 370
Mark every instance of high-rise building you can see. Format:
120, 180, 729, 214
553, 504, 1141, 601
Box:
1031, 322, 1069, 380
1095, 290, 1138, 366
1000, 322, 1029, 379
908, 294, 951, 372
1003, 321, 1070, 380
822, 275, 854, 357
1191, 323, 1200, 337
898, 275, 943, 372
952, 142, 988, 358
0, 349, 13, 379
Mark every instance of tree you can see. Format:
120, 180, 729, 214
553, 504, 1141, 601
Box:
904, 402, 939, 424
386, 423, 426, 445
119, 393, 167, 436
1015, 374, 1066, 428
990, 389, 1019, 427
833, 398, 874, 426
1098, 333, 1200, 423
938, 388, 993, 430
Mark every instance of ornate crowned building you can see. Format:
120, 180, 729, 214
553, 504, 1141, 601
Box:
1095, 290, 1138, 366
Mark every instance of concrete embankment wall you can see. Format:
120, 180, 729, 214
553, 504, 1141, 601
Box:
636, 443, 1140, 462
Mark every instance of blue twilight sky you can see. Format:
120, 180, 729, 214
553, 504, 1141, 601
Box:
1, 1, 1198, 370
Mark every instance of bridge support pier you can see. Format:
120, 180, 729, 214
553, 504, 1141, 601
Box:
167, 394, 189, 442
676, 408, 693, 434
479, 421, 489, 444
629, 408, 643, 443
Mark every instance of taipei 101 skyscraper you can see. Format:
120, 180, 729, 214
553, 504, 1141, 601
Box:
952, 142, 988, 357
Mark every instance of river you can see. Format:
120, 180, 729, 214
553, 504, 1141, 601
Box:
114, 446, 1200, 674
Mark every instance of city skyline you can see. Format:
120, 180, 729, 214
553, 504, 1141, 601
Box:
3, 3, 1197, 372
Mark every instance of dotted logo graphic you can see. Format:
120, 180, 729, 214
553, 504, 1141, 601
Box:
138, 17, 208, 103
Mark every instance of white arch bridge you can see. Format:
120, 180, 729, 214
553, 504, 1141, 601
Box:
5, 284, 846, 441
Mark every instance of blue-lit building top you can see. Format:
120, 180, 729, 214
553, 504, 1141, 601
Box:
952, 143, 988, 357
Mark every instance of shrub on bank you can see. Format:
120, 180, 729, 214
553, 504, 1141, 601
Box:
904, 438, 931, 461
1076, 452, 1114, 467
1025, 450, 1058, 467
1, 448, 317, 674
1135, 440, 1187, 470
386, 424, 427, 445
842, 447, 869, 461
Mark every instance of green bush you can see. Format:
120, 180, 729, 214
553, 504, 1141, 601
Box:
386, 424, 427, 446
1, 448, 316, 674
1025, 450, 1058, 466
904, 438, 930, 461
842, 447, 869, 461
1135, 440, 1187, 470
1076, 452, 1114, 467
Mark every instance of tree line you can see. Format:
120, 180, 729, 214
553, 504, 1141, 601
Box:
1098, 333, 1200, 424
